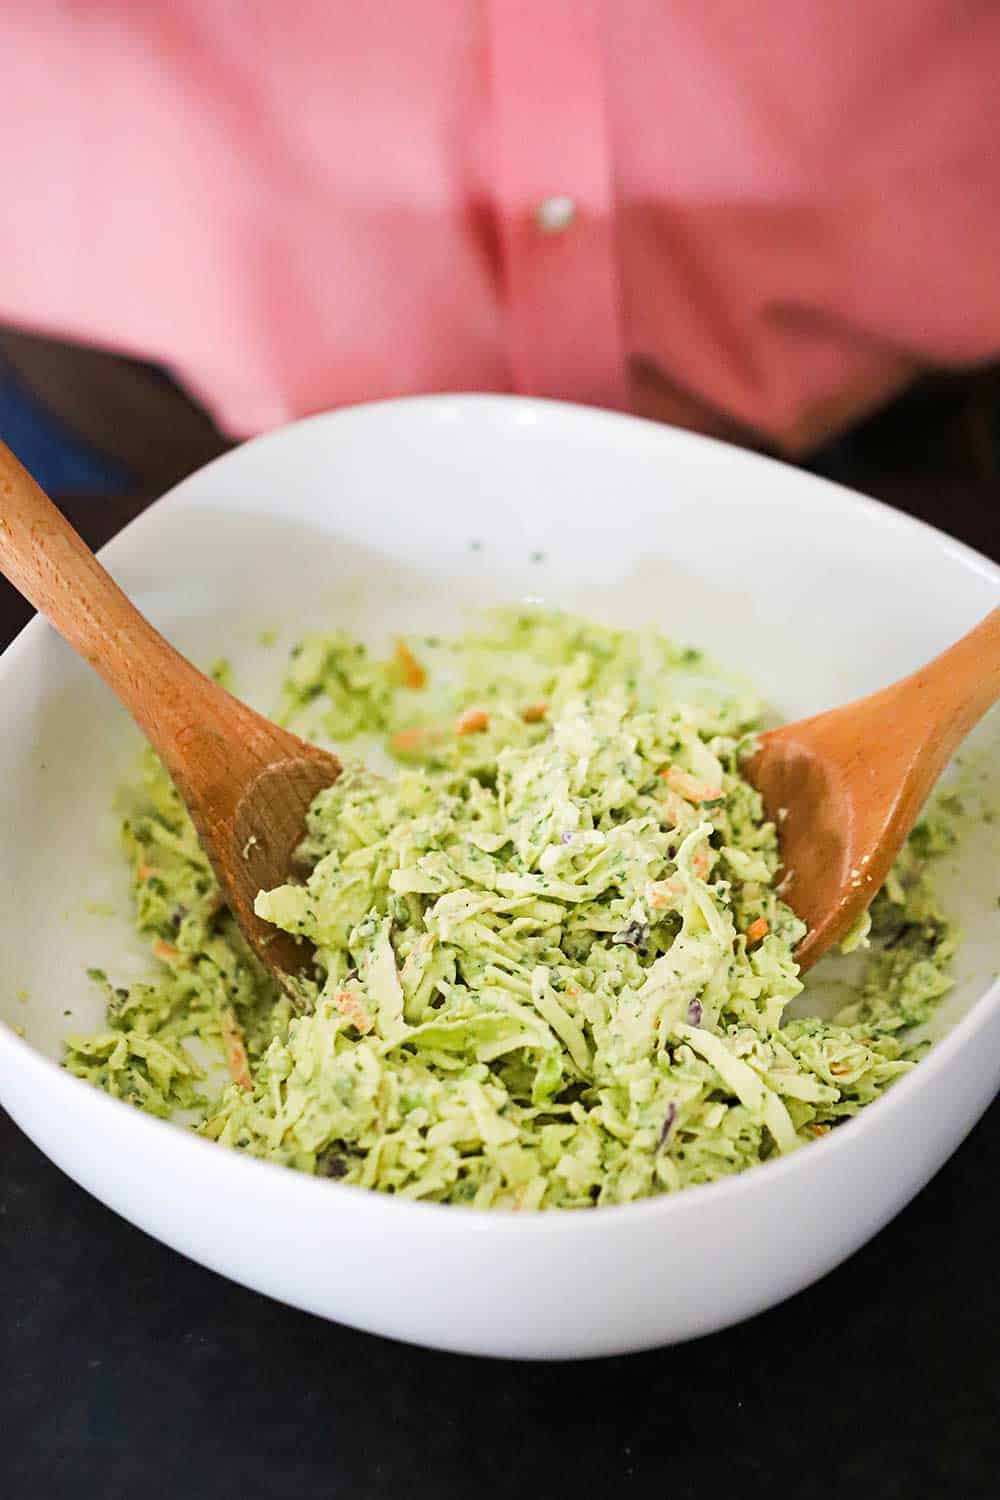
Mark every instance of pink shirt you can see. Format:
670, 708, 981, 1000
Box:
4, 1, 1000, 451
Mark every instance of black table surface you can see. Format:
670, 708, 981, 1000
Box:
4, 468, 1000, 1500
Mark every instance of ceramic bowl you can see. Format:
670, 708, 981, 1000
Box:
2, 395, 998, 1359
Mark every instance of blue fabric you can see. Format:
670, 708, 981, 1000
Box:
0, 365, 128, 494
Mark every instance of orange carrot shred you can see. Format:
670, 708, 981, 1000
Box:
219, 1005, 253, 1091
520, 701, 549, 724
334, 989, 374, 1035
661, 767, 721, 803
394, 638, 427, 690
390, 726, 442, 756
455, 708, 489, 736
745, 917, 770, 945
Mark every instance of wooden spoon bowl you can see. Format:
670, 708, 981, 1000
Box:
747, 607, 1000, 970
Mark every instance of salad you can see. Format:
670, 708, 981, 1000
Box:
66, 608, 957, 1209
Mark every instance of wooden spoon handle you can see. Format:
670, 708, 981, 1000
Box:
906, 605, 1000, 760
868, 605, 1000, 817
0, 441, 206, 731
0, 440, 300, 798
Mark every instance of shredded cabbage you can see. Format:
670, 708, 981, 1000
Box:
65, 608, 957, 1209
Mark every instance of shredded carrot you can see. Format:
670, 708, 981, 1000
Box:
152, 938, 183, 965
745, 917, 770, 945
219, 1004, 253, 1091
660, 767, 722, 804
136, 863, 155, 882
657, 788, 690, 828
646, 878, 683, 909
455, 708, 490, 736
520, 701, 548, 724
390, 726, 442, 757
401, 933, 436, 981
692, 846, 712, 880
334, 989, 374, 1035
810, 1123, 831, 1137
393, 638, 427, 690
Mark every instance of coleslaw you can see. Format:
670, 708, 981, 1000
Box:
66, 607, 957, 1208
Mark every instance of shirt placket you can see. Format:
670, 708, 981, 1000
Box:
487, 0, 627, 409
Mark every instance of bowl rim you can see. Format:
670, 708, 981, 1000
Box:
2, 391, 998, 1236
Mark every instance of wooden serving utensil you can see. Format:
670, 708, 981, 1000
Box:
747, 607, 1000, 971
0, 440, 341, 982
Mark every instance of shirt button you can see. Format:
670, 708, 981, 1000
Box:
534, 195, 577, 234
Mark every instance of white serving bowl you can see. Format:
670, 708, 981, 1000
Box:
2, 395, 999, 1360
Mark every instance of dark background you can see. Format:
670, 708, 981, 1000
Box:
3, 374, 1000, 1500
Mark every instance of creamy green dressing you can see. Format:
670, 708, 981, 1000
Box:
65, 608, 957, 1209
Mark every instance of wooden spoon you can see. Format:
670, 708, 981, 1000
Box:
0, 441, 341, 983
747, 607, 1000, 971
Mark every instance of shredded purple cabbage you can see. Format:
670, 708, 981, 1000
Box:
657, 1101, 678, 1153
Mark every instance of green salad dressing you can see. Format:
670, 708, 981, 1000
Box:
65, 608, 957, 1209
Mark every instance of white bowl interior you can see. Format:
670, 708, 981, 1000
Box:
3, 398, 998, 1064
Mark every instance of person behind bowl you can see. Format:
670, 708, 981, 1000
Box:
1, 1, 999, 493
